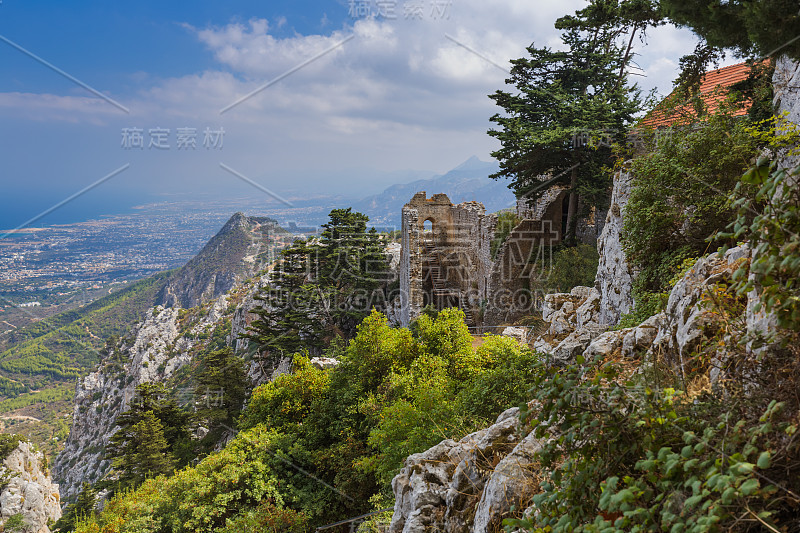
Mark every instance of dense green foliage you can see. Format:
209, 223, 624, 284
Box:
624, 112, 760, 293
55, 483, 98, 533
489, 0, 658, 241
721, 123, 800, 330
507, 135, 800, 532
76, 309, 541, 532
0, 434, 23, 462
491, 210, 522, 258
247, 208, 390, 361
507, 344, 800, 531
660, 0, 800, 60
543, 244, 600, 293
105, 384, 192, 492
194, 347, 248, 444
620, 111, 762, 323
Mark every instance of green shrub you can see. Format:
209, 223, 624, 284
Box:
455, 335, 542, 422
723, 156, 800, 331
3, 514, 25, 532
623, 112, 760, 293
0, 435, 22, 462
615, 290, 668, 329
507, 348, 800, 532
77, 309, 548, 531
218, 501, 307, 533
79, 426, 285, 533
238, 355, 330, 433
543, 244, 599, 293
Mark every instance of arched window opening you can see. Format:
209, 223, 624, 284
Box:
423, 219, 434, 242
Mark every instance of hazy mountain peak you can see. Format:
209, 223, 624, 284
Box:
352, 157, 513, 227
452, 155, 492, 171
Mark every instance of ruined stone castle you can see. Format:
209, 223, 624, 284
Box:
397, 187, 604, 329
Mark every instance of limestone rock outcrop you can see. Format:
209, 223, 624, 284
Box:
390, 408, 540, 533
532, 286, 606, 364
0, 441, 61, 533
54, 285, 265, 502
774, 55, 800, 136
595, 170, 635, 326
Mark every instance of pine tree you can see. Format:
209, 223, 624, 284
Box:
488, 0, 659, 242
54, 482, 96, 532
195, 347, 248, 440
117, 382, 191, 453
104, 383, 191, 490
246, 239, 326, 362
318, 208, 390, 336
247, 208, 390, 357
108, 410, 175, 489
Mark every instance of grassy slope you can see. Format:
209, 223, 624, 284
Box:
0, 272, 174, 460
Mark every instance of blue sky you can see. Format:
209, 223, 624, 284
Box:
0, 0, 717, 228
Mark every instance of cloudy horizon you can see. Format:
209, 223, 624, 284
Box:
0, 0, 738, 228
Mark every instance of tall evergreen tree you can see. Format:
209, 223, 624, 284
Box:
104, 382, 192, 491
117, 382, 192, 453
246, 208, 389, 358
195, 347, 248, 441
318, 208, 390, 336
488, 0, 660, 242
246, 239, 326, 362
108, 410, 175, 489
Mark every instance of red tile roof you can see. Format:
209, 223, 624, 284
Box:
639, 61, 758, 128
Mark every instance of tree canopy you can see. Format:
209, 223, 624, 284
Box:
660, 0, 800, 60
489, 0, 660, 241
246, 208, 390, 362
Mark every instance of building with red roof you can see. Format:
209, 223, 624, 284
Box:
639, 61, 760, 128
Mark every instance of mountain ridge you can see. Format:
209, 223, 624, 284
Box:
353, 157, 515, 226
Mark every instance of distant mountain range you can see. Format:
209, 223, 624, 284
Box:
352, 156, 516, 228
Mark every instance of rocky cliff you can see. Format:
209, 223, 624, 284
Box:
0, 440, 61, 533
52, 214, 286, 502
595, 169, 635, 326
157, 213, 285, 309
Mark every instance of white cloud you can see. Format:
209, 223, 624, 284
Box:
0, 1, 710, 197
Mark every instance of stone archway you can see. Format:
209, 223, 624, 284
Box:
422, 218, 435, 243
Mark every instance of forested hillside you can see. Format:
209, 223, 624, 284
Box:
0, 214, 286, 460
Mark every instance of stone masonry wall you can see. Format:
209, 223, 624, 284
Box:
399, 193, 495, 326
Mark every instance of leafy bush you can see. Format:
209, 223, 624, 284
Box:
217, 501, 306, 533
724, 157, 800, 330
77, 426, 289, 533
2, 514, 25, 532
456, 335, 541, 422
507, 347, 800, 532
238, 355, 330, 434
543, 244, 600, 293
623, 112, 760, 294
